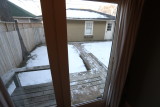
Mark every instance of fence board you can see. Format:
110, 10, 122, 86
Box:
12, 31, 22, 64
0, 32, 14, 75
34, 28, 41, 45
0, 48, 6, 74
5, 32, 18, 66
39, 28, 45, 44
1, 32, 15, 67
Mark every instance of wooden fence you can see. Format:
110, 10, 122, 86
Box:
0, 22, 45, 75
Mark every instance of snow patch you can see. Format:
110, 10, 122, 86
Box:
26, 46, 49, 67
82, 41, 112, 67
7, 82, 16, 95
18, 70, 52, 86
68, 45, 87, 73
18, 45, 86, 86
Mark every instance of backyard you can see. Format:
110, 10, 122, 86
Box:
7, 41, 112, 105
22, 41, 111, 84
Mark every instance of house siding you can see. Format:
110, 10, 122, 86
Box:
67, 20, 108, 42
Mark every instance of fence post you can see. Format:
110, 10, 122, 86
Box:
15, 20, 29, 61
13, 73, 21, 88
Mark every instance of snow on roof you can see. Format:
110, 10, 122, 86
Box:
66, 8, 115, 20
8, 0, 41, 16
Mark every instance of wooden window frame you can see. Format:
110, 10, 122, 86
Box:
103, 0, 145, 107
40, 0, 145, 106
0, 0, 144, 107
84, 21, 93, 35
40, 0, 113, 106
0, 77, 15, 107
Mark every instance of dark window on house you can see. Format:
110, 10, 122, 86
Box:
107, 23, 112, 31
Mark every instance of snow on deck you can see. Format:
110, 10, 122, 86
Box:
8, 42, 112, 94
18, 46, 51, 86
68, 45, 87, 73
82, 41, 112, 67
18, 45, 86, 86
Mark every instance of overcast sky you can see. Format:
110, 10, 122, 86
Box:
66, 0, 111, 10
9, 0, 115, 16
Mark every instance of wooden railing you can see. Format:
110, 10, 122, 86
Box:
1, 64, 106, 89
0, 65, 106, 106
1, 65, 50, 88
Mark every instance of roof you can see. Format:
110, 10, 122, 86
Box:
66, 8, 115, 20
7, 1, 36, 17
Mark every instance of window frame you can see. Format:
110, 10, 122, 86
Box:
84, 21, 94, 35
0, 0, 145, 106
31, 0, 145, 106
107, 23, 112, 31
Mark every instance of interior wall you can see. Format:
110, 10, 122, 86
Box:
120, 0, 160, 107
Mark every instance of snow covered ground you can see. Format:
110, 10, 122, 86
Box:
82, 41, 112, 67
25, 46, 50, 67
18, 46, 51, 86
8, 42, 112, 95
8, 46, 52, 94
18, 45, 86, 86
68, 45, 87, 73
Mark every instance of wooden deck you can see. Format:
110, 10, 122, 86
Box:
11, 83, 56, 107
8, 43, 108, 106
11, 74, 105, 107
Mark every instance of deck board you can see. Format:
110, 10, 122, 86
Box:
11, 75, 105, 107
13, 94, 55, 107
12, 85, 53, 96
11, 83, 56, 107
18, 99, 56, 107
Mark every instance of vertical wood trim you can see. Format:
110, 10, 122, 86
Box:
0, 77, 15, 107
0, 91, 8, 107
40, 0, 71, 106
13, 74, 21, 88
103, 3, 120, 106
40, 0, 119, 106
103, 0, 145, 107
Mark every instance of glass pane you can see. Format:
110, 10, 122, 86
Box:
0, 0, 56, 106
66, 0, 118, 105
86, 29, 92, 35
